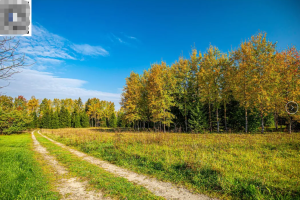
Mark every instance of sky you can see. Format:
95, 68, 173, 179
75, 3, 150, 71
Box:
0, 0, 300, 110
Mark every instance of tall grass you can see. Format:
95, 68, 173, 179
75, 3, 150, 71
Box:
0, 133, 60, 200
43, 128, 300, 200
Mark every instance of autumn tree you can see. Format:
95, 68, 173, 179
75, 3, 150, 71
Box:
277, 47, 300, 133
139, 70, 151, 129
53, 98, 61, 113
147, 62, 175, 132
0, 95, 13, 111
27, 96, 39, 114
230, 40, 256, 133
121, 72, 142, 130
61, 98, 74, 114
171, 57, 191, 132
219, 54, 232, 132
246, 33, 277, 133
0, 95, 31, 134
197, 45, 223, 132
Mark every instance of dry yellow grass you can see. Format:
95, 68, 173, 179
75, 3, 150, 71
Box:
42, 128, 300, 200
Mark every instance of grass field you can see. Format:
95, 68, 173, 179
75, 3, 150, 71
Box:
0, 133, 60, 200
34, 131, 163, 200
42, 128, 300, 200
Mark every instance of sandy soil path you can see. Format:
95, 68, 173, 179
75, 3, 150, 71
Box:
32, 131, 109, 200
38, 131, 218, 200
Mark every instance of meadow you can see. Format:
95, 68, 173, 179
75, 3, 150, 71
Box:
0, 133, 60, 200
42, 128, 300, 200
34, 131, 163, 200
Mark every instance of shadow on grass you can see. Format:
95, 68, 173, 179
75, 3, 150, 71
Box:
172, 163, 223, 192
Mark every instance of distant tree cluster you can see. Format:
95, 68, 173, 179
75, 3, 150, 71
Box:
121, 32, 300, 133
0, 96, 119, 134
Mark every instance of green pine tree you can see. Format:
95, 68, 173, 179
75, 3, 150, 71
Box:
74, 112, 81, 128
51, 110, 59, 129
71, 110, 82, 128
71, 111, 76, 128
80, 112, 90, 128
109, 112, 117, 128
41, 110, 51, 128
188, 101, 207, 133
49, 109, 54, 129
60, 105, 71, 128
66, 109, 71, 128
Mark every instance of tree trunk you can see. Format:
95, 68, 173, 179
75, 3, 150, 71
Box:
160, 121, 162, 132
216, 107, 219, 133
143, 120, 145, 129
261, 112, 264, 134
164, 123, 166, 133
245, 108, 248, 133
274, 111, 277, 131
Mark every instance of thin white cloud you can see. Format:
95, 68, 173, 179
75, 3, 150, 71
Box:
71, 44, 109, 57
109, 33, 140, 49
18, 25, 76, 60
110, 33, 128, 45
0, 69, 121, 109
17, 25, 109, 63
118, 38, 124, 43
128, 36, 137, 40
11, 24, 111, 71
36, 57, 64, 64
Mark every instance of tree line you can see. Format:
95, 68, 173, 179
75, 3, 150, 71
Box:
120, 32, 300, 133
0, 96, 119, 134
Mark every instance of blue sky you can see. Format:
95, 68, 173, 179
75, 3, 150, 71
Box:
1, 0, 300, 110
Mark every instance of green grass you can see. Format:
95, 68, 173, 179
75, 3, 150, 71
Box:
0, 133, 60, 200
34, 131, 163, 200
44, 128, 300, 200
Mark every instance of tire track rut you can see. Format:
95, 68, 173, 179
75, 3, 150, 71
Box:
32, 131, 109, 200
